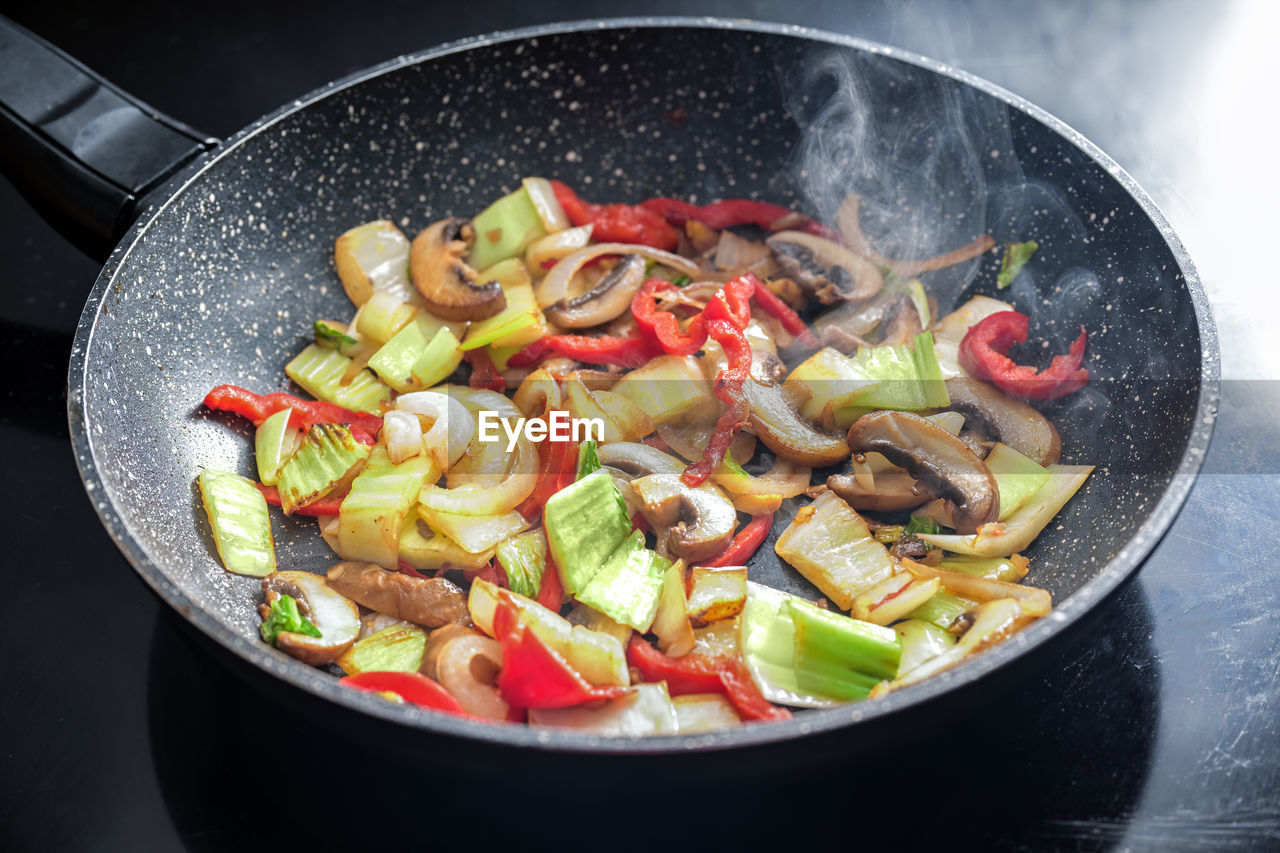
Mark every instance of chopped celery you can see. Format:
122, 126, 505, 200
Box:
576, 439, 601, 480
285, 344, 391, 415
649, 560, 695, 657
844, 330, 949, 413
338, 448, 437, 568
528, 683, 677, 736
773, 491, 896, 610
905, 588, 978, 629
418, 505, 528, 555
460, 260, 546, 350
920, 465, 1092, 557
937, 554, 1029, 583
576, 530, 668, 632
997, 239, 1039, 289
275, 424, 370, 514
673, 694, 742, 733
468, 186, 547, 271
787, 598, 901, 701
254, 408, 298, 487
334, 220, 414, 305
567, 602, 634, 651
487, 344, 524, 372
398, 517, 492, 572
894, 618, 957, 675
786, 347, 879, 427
314, 320, 358, 351
368, 320, 464, 394
197, 468, 276, 577
890, 278, 931, 327
336, 623, 427, 675
544, 469, 632, 595
851, 573, 942, 626
686, 566, 748, 627
411, 326, 464, 389
739, 582, 840, 709
610, 354, 714, 426
259, 593, 320, 644
495, 529, 547, 598
355, 292, 418, 343
985, 442, 1050, 520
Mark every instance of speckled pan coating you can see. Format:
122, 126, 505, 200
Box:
66, 19, 1217, 753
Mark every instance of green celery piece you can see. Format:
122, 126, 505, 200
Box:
576, 439, 601, 480
314, 320, 358, 351
997, 240, 1039, 289
338, 624, 427, 674
260, 594, 320, 644
905, 588, 978, 629
904, 515, 942, 537
460, 265, 544, 351
894, 618, 957, 675
670, 274, 692, 287
275, 423, 370, 514
254, 408, 296, 487
544, 469, 632, 594
337, 447, 437, 569
496, 530, 548, 598
410, 326, 464, 390
787, 598, 901, 701
985, 442, 1051, 520
740, 582, 840, 709
368, 319, 431, 392
576, 530, 668, 632
285, 343, 390, 414
888, 278, 931, 327
488, 344, 524, 372
937, 555, 1026, 582
198, 468, 276, 577
468, 187, 547, 271
718, 449, 749, 478
847, 330, 949, 412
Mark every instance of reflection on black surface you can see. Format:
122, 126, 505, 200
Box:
147, 581, 1159, 851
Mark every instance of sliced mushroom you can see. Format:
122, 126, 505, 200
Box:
326, 561, 469, 628
261, 571, 360, 666
544, 254, 647, 328
814, 291, 895, 353
410, 217, 506, 321
597, 442, 686, 478
629, 473, 738, 563
941, 378, 1062, 465
766, 230, 884, 305
746, 378, 850, 467
846, 411, 999, 534
827, 463, 935, 513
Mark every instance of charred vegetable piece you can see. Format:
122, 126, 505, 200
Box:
275, 424, 370, 515
336, 623, 427, 675
285, 344, 391, 415
685, 566, 748, 628
774, 491, 895, 610
198, 468, 276, 577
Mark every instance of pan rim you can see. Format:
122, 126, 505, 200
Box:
66, 16, 1219, 754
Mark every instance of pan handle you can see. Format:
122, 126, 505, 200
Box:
0, 17, 219, 261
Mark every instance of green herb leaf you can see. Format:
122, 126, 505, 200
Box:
996, 240, 1039, 290
576, 439, 601, 480
260, 593, 322, 645
719, 449, 750, 478
671, 274, 692, 287
314, 320, 358, 350
904, 515, 942, 537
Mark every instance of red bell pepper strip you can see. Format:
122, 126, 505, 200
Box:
959, 311, 1089, 400
537, 542, 566, 612
339, 671, 469, 716
626, 636, 792, 722
465, 349, 506, 392
639, 196, 839, 241
204, 384, 383, 434
493, 602, 626, 709
551, 181, 680, 251
703, 273, 755, 330
516, 416, 578, 521
257, 483, 345, 517
681, 318, 752, 487
507, 332, 661, 369
750, 279, 820, 348
397, 558, 430, 580
699, 513, 774, 568
631, 278, 709, 355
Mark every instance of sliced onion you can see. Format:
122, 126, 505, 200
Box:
523, 177, 571, 234
525, 224, 593, 272
714, 229, 772, 272
711, 457, 810, 499
657, 421, 757, 465
447, 387, 524, 488
395, 391, 474, 471
536, 242, 702, 308
512, 367, 562, 418
381, 410, 425, 464
435, 633, 510, 720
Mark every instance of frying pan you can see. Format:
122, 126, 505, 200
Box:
2, 17, 1216, 753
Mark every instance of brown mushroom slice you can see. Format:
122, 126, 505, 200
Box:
326, 561, 469, 628
544, 253, 647, 328
745, 378, 850, 468
942, 378, 1062, 466
434, 633, 510, 720
262, 571, 360, 666
827, 465, 936, 513
597, 442, 686, 478
846, 411, 999, 534
766, 230, 884, 305
410, 217, 506, 321
630, 473, 738, 563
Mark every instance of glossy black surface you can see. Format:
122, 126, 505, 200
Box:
1, 1, 1276, 850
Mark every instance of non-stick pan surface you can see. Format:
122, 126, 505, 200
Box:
64, 19, 1216, 752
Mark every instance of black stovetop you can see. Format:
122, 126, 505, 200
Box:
2, 2, 1276, 850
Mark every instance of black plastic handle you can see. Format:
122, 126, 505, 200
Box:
0, 17, 219, 261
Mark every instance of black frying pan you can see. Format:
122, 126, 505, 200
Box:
2, 17, 1216, 753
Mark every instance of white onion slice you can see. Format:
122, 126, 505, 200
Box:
536, 242, 702, 308
395, 391, 474, 471
381, 410, 424, 464
523, 177, 571, 233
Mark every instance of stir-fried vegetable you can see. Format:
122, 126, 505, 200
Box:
197, 177, 1098, 737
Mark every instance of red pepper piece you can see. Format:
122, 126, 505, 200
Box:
397, 558, 430, 580
256, 483, 345, 517
551, 181, 680, 251
626, 636, 792, 722
750, 279, 820, 348
681, 318, 752, 487
702, 274, 755, 330
959, 311, 1089, 400
493, 602, 625, 709
507, 332, 660, 369
640, 196, 838, 241
699, 513, 774, 568
516, 418, 574, 521
204, 384, 383, 434
537, 542, 566, 612
631, 278, 708, 355
339, 671, 470, 716
465, 349, 506, 392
